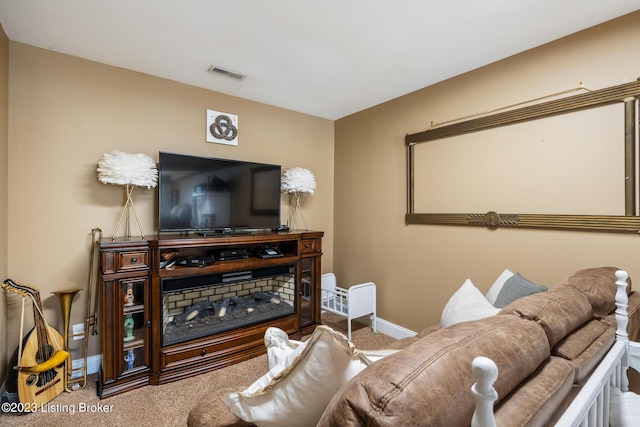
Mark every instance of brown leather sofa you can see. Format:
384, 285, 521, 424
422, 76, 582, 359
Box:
188, 267, 640, 427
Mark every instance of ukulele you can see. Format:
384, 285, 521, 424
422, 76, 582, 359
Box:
2, 279, 67, 406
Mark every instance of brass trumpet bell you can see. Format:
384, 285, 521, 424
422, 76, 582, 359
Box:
52, 289, 83, 392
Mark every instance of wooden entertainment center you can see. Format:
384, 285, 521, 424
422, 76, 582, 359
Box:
97, 230, 323, 398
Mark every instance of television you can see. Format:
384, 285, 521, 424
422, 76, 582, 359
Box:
158, 152, 282, 234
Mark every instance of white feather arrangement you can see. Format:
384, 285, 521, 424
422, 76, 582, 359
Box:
281, 167, 316, 195
97, 150, 158, 189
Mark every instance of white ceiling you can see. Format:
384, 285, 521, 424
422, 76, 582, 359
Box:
0, 1, 638, 120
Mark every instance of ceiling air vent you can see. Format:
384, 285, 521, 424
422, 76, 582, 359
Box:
207, 65, 246, 81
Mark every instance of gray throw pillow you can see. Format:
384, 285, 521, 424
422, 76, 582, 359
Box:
493, 273, 548, 308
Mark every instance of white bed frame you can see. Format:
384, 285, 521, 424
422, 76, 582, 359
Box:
471, 270, 640, 427
320, 273, 377, 341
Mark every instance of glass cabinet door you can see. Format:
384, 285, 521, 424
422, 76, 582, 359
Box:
119, 277, 149, 375
300, 258, 314, 327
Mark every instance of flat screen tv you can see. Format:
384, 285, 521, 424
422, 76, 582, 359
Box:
158, 152, 282, 234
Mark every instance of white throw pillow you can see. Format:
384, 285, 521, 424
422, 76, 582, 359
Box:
440, 279, 500, 328
222, 325, 371, 427
264, 326, 397, 368
359, 348, 400, 364
485, 269, 515, 304
264, 327, 304, 370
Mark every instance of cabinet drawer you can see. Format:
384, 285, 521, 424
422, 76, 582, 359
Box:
160, 317, 297, 371
119, 251, 149, 272
160, 334, 262, 371
299, 239, 318, 254
102, 249, 149, 274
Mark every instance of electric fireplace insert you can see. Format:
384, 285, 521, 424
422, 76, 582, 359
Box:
161, 264, 296, 346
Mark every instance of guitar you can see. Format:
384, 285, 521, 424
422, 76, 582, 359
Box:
2, 279, 68, 406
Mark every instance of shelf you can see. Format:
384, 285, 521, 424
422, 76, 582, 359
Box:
123, 304, 144, 315
123, 339, 144, 350
157, 254, 299, 278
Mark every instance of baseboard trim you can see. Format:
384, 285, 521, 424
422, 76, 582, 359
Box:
325, 310, 417, 340
372, 317, 417, 340
70, 354, 102, 378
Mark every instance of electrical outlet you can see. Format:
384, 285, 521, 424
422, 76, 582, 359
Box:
72, 323, 84, 340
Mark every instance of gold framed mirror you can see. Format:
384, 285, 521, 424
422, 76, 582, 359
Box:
406, 80, 640, 232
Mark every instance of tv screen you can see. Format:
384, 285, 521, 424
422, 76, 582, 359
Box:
158, 152, 282, 233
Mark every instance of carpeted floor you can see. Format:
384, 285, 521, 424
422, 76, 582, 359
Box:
0, 312, 395, 426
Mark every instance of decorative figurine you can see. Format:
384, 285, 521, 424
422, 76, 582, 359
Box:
123, 315, 135, 342
124, 282, 135, 306
124, 349, 135, 371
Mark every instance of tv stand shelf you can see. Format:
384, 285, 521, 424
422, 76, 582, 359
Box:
158, 254, 299, 278
97, 230, 323, 398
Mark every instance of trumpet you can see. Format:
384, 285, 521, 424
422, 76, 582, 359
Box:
52, 227, 102, 392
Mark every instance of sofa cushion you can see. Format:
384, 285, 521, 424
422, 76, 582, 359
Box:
499, 286, 593, 347
494, 356, 575, 427
552, 319, 616, 385
552, 319, 609, 360
565, 326, 615, 385
188, 386, 255, 427
317, 315, 549, 427
557, 267, 631, 319
493, 273, 548, 308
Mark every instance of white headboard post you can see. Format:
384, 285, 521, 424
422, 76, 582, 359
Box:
471, 356, 498, 427
614, 269, 630, 392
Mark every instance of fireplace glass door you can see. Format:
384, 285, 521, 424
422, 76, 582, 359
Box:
161, 264, 296, 346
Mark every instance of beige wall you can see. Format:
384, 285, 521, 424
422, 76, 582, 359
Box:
334, 11, 640, 332
3, 9, 640, 386
3, 42, 334, 370
0, 24, 9, 385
